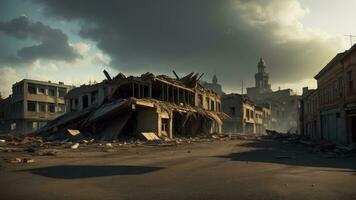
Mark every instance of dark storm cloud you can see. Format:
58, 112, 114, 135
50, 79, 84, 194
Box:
34, 0, 342, 88
0, 16, 81, 64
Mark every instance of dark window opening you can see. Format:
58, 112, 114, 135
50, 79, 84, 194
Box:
134, 83, 139, 98
27, 101, 36, 112
48, 87, 55, 96
48, 103, 55, 113
82, 95, 89, 108
59, 88, 66, 97
39, 87, 45, 94
143, 85, 149, 98
210, 100, 215, 111
39, 103, 46, 112
28, 84, 36, 94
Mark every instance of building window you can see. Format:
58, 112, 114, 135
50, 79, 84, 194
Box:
39, 102, 46, 112
58, 88, 67, 97
82, 95, 89, 108
210, 100, 215, 111
38, 87, 46, 95
27, 101, 36, 112
161, 118, 169, 133
28, 84, 36, 94
48, 87, 56, 96
48, 103, 55, 113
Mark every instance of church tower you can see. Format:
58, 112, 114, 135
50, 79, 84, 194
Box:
254, 57, 271, 92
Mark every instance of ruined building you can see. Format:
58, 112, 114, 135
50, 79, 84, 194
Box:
37, 71, 225, 140
221, 93, 271, 134
201, 74, 225, 96
246, 58, 300, 133
0, 79, 73, 135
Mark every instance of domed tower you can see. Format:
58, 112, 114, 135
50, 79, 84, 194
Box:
254, 57, 271, 92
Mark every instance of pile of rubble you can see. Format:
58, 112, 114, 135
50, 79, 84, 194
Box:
265, 130, 356, 157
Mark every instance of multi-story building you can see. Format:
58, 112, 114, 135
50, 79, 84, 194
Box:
314, 52, 347, 144
300, 44, 356, 144
246, 58, 301, 133
0, 79, 73, 135
341, 45, 356, 143
221, 93, 271, 134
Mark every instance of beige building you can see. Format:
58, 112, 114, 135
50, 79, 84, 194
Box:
222, 93, 271, 134
0, 79, 73, 135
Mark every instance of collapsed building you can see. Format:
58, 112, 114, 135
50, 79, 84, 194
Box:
35, 71, 226, 141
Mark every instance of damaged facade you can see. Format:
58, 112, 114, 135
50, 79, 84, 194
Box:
300, 44, 356, 145
0, 79, 73, 135
37, 71, 224, 141
221, 93, 271, 134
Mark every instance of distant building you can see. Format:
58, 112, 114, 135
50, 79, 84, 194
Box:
0, 79, 73, 135
300, 87, 320, 140
246, 58, 300, 133
246, 58, 272, 96
221, 93, 271, 134
201, 74, 225, 96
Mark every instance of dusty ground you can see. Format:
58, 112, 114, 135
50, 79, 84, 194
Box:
0, 138, 355, 200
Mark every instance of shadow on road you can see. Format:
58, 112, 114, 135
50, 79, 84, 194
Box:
20, 165, 164, 179
217, 139, 356, 173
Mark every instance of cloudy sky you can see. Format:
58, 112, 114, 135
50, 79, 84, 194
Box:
0, 0, 354, 97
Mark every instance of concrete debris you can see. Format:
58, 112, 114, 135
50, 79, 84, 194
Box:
265, 129, 356, 156
0, 139, 5, 143
23, 158, 35, 163
67, 129, 80, 136
9, 158, 22, 163
141, 132, 161, 141
70, 143, 80, 149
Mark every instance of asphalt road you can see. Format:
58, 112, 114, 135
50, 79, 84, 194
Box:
0, 138, 356, 200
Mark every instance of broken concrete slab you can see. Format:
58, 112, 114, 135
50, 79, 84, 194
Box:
67, 129, 80, 136
141, 132, 160, 141
23, 158, 35, 163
